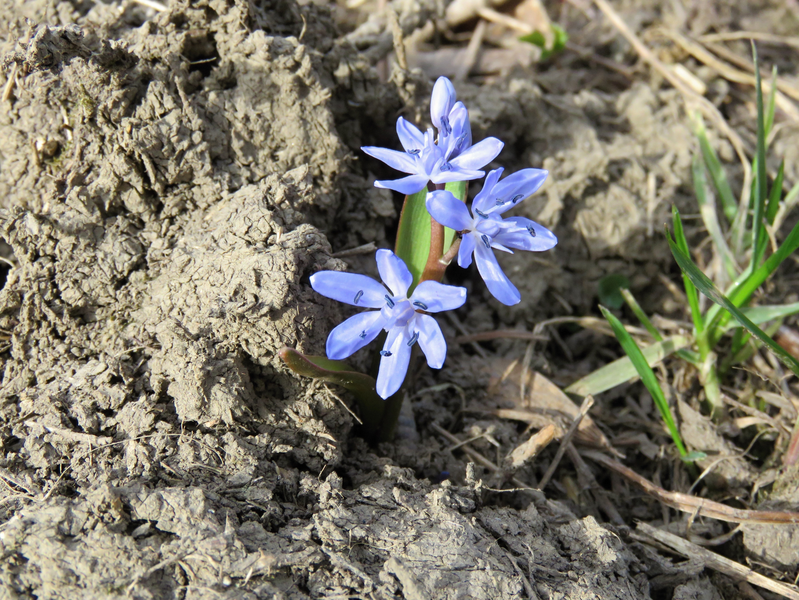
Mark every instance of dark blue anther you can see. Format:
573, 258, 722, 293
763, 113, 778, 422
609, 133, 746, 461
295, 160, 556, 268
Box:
512, 194, 524, 204
527, 225, 537, 237
413, 301, 428, 310
474, 209, 489, 219
384, 295, 395, 308
359, 331, 367, 339
407, 148, 421, 156
481, 234, 491, 249
439, 162, 452, 172
440, 117, 452, 136
495, 198, 505, 206
354, 290, 364, 304
380, 350, 392, 357
455, 134, 467, 149
407, 332, 420, 347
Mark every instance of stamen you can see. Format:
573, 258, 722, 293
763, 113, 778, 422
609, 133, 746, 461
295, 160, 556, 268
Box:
527, 225, 537, 237
511, 194, 524, 204
481, 234, 491, 249
439, 162, 452, 172
384, 295, 395, 308
359, 331, 367, 339
407, 148, 421, 156
440, 117, 452, 136
353, 290, 364, 304
413, 301, 428, 310
380, 350, 392, 357
495, 198, 504, 206
474, 209, 489, 218
407, 332, 419, 347
455, 134, 466, 149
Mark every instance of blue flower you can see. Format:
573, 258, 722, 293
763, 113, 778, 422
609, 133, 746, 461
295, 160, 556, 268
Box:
361, 77, 503, 195
426, 168, 558, 306
310, 249, 467, 399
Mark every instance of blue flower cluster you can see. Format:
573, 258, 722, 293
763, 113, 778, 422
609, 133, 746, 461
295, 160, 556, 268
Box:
311, 77, 557, 398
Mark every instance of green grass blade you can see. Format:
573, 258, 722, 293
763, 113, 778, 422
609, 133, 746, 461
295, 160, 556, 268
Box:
764, 66, 778, 141
599, 306, 688, 457
765, 160, 785, 227
672, 206, 704, 333
696, 117, 737, 224
565, 335, 691, 397
666, 231, 799, 376
751, 43, 768, 271
620, 288, 662, 340
394, 189, 431, 290
721, 301, 799, 332
692, 154, 738, 279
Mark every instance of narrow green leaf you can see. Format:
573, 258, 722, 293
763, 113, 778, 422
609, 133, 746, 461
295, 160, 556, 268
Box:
565, 335, 691, 397
696, 117, 737, 223
599, 306, 687, 457
279, 347, 385, 432
443, 180, 468, 253
765, 160, 785, 227
751, 43, 768, 271
394, 189, 431, 290
666, 231, 799, 376
692, 154, 738, 279
721, 301, 799, 332
764, 66, 778, 141
672, 206, 704, 333
620, 288, 661, 340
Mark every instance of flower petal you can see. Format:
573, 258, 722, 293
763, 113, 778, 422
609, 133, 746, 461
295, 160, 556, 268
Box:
430, 167, 485, 185
415, 314, 446, 369
431, 77, 457, 131
375, 326, 413, 399
396, 117, 426, 152
361, 146, 417, 174
458, 233, 476, 268
376, 249, 413, 297
494, 217, 558, 251
326, 310, 386, 360
471, 167, 504, 214
410, 280, 467, 313
310, 271, 387, 308
444, 102, 472, 160
474, 243, 521, 306
374, 174, 430, 195
490, 168, 548, 214
426, 190, 473, 231
450, 137, 503, 172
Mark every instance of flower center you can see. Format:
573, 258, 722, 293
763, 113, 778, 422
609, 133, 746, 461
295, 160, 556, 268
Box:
382, 298, 415, 328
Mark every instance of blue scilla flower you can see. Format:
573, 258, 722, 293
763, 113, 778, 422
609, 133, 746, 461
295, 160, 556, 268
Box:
310, 249, 467, 399
361, 77, 503, 195
426, 167, 558, 306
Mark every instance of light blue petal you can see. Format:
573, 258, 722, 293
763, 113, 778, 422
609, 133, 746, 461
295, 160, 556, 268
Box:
490, 168, 549, 214
430, 166, 485, 185
326, 311, 386, 360
494, 217, 558, 251
474, 243, 521, 306
374, 174, 430, 195
375, 326, 413, 399
396, 117, 426, 152
310, 271, 387, 308
444, 102, 472, 160
431, 77, 457, 130
450, 137, 503, 172
426, 190, 473, 231
458, 233, 476, 268
410, 280, 467, 312
471, 168, 504, 214
376, 249, 413, 298
361, 146, 417, 174
415, 314, 446, 369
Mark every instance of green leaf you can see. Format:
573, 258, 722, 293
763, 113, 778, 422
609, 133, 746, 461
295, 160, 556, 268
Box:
721, 301, 799, 332
672, 206, 704, 333
598, 274, 630, 310
683, 450, 708, 462
278, 347, 385, 432
520, 23, 569, 60
766, 160, 785, 227
620, 288, 662, 340
394, 189, 431, 290
666, 231, 799, 376
764, 66, 778, 141
692, 154, 737, 279
599, 306, 688, 457
695, 116, 737, 224
751, 43, 768, 271
565, 335, 691, 397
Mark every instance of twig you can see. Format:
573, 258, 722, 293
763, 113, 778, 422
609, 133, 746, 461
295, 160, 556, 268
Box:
131, 0, 167, 10
583, 450, 799, 524
538, 395, 594, 489
332, 242, 377, 258
455, 329, 549, 344
455, 19, 487, 81
698, 31, 799, 50
2, 62, 18, 103
634, 522, 799, 600
507, 423, 558, 468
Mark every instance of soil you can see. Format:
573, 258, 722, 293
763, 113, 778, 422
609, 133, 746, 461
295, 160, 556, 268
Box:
0, 0, 797, 599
